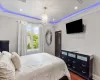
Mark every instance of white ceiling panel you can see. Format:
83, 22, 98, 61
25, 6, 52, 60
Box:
0, 0, 100, 22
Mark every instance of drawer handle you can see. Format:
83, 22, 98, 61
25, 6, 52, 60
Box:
72, 66, 75, 68
62, 57, 64, 58
68, 59, 70, 61
82, 64, 86, 67
73, 61, 76, 63
68, 64, 70, 66
82, 71, 86, 74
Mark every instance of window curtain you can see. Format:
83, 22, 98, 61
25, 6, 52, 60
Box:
39, 24, 45, 52
17, 21, 27, 56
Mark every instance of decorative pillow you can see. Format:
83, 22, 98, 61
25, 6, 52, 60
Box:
0, 54, 15, 80
2, 51, 12, 59
11, 52, 21, 71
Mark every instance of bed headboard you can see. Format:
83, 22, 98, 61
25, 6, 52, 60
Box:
0, 40, 9, 52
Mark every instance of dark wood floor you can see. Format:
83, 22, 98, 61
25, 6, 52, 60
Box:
60, 72, 85, 80
70, 72, 85, 80
60, 76, 69, 80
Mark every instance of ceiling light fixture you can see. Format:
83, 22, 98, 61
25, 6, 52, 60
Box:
74, 6, 78, 10
53, 18, 55, 21
41, 7, 48, 24
20, 9, 23, 11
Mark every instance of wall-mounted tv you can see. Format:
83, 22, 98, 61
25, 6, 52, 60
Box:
66, 19, 84, 34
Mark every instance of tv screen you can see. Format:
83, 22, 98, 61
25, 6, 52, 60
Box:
66, 19, 84, 34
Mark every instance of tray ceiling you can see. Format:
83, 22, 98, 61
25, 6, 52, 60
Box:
0, 0, 100, 23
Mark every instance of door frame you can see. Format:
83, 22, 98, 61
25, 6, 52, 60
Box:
55, 30, 62, 57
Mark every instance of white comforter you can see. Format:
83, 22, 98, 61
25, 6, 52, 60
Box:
15, 53, 70, 80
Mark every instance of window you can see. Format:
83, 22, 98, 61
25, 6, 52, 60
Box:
26, 24, 39, 51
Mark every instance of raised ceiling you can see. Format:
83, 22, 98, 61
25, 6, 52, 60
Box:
0, 0, 100, 23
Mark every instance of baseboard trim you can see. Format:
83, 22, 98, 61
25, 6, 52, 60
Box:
93, 74, 100, 80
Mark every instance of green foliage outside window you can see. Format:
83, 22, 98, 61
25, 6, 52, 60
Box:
33, 34, 39, 49
27, 32, 39, 49
27, 42, 32, 49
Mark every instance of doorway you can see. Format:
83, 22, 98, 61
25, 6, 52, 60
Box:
55, 31, 62, 57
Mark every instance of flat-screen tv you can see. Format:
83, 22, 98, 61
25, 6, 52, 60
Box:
66, 19, 84, 34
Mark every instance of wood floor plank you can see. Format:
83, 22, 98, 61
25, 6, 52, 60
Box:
70, 72, 85, 80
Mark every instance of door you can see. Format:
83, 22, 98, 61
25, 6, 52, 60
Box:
55, 31, 61, 57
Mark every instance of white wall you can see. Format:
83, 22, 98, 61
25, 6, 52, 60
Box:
55, 7, 100, 78
0, 15, 55, 55
44, 24, 55, 55
27, 24, 55, 55
0, 16, 18, 52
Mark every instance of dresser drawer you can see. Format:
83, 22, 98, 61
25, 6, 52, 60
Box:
67, 58, 77, 68
61, 50, 93, 80
77, 60, 89, 67
61, 55, 66, 59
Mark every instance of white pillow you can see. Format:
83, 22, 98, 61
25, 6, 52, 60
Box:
0, 54, 15, 80
11, 52, 21, 71
2, 51, 12, 58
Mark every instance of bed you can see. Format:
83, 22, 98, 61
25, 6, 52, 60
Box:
15, 53, 70, 80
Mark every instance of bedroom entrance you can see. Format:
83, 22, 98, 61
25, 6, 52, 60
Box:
55, 31, 62, 57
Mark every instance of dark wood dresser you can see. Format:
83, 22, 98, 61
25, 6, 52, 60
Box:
61, 50, 93, 80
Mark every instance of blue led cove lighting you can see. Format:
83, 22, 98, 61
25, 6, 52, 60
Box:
0, 4, 41, 20
0, 2, 100, 24
51, 2, 100, 24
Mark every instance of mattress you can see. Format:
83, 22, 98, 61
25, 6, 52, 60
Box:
15, 53, 70, 80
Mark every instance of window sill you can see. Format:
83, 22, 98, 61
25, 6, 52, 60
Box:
27, 49, 39, 52
27, 49, 40, 54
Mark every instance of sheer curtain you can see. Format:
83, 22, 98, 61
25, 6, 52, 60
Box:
39, 24, 45, 52
17, 21, 27, 56
17, 21, 44, 55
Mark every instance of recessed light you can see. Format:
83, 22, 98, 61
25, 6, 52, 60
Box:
74, 6, 78, 10
53, 18, 55, 21
20, 9, 23, 11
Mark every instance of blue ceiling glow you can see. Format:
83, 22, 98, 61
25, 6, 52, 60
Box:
52, 2, 100, 24
49, 21, 55, 24
0, 4, 41, 20
0, 4, 5, 10
0, 2, 100, 24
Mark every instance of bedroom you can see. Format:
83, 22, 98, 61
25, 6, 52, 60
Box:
0, 0, 100, 80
